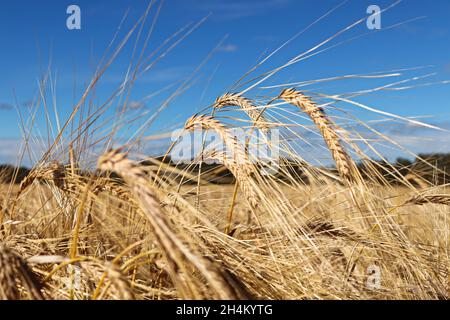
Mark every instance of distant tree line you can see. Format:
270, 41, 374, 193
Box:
0, 165, 31, 184
1, 153, 450, 185
356, 153, 450, 185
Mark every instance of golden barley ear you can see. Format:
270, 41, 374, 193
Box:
214, 93, 270, 133
104, 262, 135, 300
17, 161, 68, 198
404, 172, 431, 189
304, 218, 369, 245
17, 172, 36, 196
97, 149, 253, 300
208, 150, 259, 209
183, 115, 260, 209
406, 194, 450, 206
40, 161, 68, 190
0, 245, 44, 300
279, 88, 356, 184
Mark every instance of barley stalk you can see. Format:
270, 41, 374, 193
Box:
184, 114, 252, 166
104, 262, 135, 300
17, 161, 67, 197
0, 245, 44, 300
98, 148, 252, 299
184, 115, 260, 209
406, 194, 450, 206
214, 93, 270, 133
279, 88, 355, 183
404, 173, 431, 189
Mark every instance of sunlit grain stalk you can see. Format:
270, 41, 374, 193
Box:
279, 88, 355, 184
96, 262, 135, 300
213, 93, 274, 230
0, 245, 44, 300
69, 142, 77, 176
98, 148, 252, 299
214, 93, 270, 134
184, 115, 260, 209
305, 219, 370, 245
406, 194, 450, 206
69, 179, 93, 260
16, 161, 68, 198
404, 173, 431, 189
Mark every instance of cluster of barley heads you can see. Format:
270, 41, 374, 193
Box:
0, 87, 448, 300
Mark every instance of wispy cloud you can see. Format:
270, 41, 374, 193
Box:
217, 44, 238, 52
142, 66, 191, 83
0, 103, 13, 110
196, 0, 292, 21
444, 62, 450, 73
350, 121, 450, 161
127, 101, 147, 110
283, 120, 450, 165
105, 66, 191, 85
375, 119, 450, 135
0, 138, 46, 166
22, 100, 34, 108
399, 24, 449, 39
0, 136, 172, 166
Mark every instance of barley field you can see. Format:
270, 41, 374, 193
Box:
0, 1, 449, 300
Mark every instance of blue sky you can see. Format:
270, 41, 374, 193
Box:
0, 0, 449, 165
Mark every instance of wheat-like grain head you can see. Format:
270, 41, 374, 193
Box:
209, 150, 260, 209
184, 114, 253, 167
184, 114, 225, 131
404, 173, 431, 189
0, 245, 44, 300
17, 161, 67, 197
279, 88, 355, 184
214, 93, 270, 133
98, 149, 252, 299
406, 194, 450, 206
104, 262, 135, 300
184, 115, 260, 209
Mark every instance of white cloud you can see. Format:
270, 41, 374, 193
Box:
0, 138, 47, 167
217, 44, 238, 53
127, 101, 146, 110
196, 0, 292, 21
105, 66, 190, 85
444, 63, 450, 73
0, 103, 13, 110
